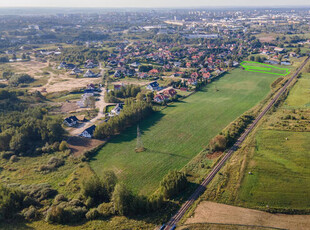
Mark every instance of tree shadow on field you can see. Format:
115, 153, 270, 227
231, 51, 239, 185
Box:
123, 181, 201, 226
146, 148, 191, 159
0, 220, 35, 230
105, 111, 165, 145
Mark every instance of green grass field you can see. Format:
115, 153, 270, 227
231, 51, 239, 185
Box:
90, 68, 280, 195
238, 130, 310, 209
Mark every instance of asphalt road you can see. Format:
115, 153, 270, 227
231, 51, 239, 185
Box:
163, 56, 310, 230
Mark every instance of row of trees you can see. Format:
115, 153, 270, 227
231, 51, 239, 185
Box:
94, 99, 153, 139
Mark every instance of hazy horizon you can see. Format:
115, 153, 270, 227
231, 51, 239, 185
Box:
0, 0, 309, 8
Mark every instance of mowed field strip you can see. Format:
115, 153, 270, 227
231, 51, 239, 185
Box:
90, 68, 280, 195
241, 61, 290, 76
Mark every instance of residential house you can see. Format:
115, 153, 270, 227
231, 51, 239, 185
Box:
84, 70, 98, 78
63, 116, 78, 127
149, 69, 159, 76
154, 94, 165, 103
110, 103, 123, 116
80, 125, 96, 138
147, 81, 160, 91
202, 72, 211, 79
187, 78, 197, 85
138, 73, 149, 79
163, 88, 177, 97
274, 47, 285, 53
70, 67, 84, 75
84, 60, 97, 68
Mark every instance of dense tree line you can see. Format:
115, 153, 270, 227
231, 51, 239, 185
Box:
222, 114, 254, 148
94, 99, 153, 139
106, 84, 141, 99
0, 107, 65, 155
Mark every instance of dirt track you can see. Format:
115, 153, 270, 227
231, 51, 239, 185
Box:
184, 201, 310, 230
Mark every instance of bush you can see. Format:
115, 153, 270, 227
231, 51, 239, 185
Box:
54, 194, 67, 203
46, 202, 87, 224
82, 176, 108, 205
9, 74, 34, 86
22, 205, 38, 221
39, 157, 64, 172
9, 155, 19, 163
20, 184, 57, 202
1, 151, 14, 160
97, 202, 114, 217
85, 208, 100, 220
112, 184, 133, 216
209, 135, 227, 152
59, 141, 68, 151
0, 185, 25, 221
159, 170, 187, 199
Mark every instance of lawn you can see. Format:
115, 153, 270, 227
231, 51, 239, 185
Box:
90, 68, 279, 195
238, 130, 310, 209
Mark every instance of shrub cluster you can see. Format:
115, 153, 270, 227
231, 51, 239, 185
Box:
39, 157, 65, 172
158, 170, 188, 199
0, 185, 25, 221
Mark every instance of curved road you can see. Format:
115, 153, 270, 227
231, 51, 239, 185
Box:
163, 56, 310, 230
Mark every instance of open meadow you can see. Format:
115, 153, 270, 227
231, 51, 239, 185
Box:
90, 67, 280, 195
198, 71, 310, 215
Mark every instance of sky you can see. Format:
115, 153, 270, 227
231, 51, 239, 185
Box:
0, 0, 309, 8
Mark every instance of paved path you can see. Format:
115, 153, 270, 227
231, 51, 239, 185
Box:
163, 56, 310, 230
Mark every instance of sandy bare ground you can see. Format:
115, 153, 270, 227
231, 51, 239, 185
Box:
10, 60, 102, 93
36, 77, 102, 93
185, 201, 310, 230
258, 36, 275, 43
9, 60, 49, 76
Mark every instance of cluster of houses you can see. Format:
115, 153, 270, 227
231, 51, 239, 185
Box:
153, 88, 177, 103
102, 40, 239, 84
259, 46, 301, 65
77, 84, 100, 108
58, 60, 100, 77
